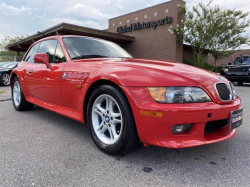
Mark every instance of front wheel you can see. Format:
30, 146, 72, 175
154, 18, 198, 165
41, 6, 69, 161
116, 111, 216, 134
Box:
87, 85, 139, 155
12, 77, 33, 111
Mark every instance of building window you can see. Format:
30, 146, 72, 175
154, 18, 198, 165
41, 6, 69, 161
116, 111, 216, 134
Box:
119, 22, 122, 25
135, 17, 138, 21
165, 9, 169, 13
144, 15, 147, 19
154, 12, 157, 16
113, 23, 115, 27
127, 20, 129, 23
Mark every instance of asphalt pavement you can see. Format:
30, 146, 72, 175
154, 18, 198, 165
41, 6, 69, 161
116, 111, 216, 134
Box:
0, 84, 249, 187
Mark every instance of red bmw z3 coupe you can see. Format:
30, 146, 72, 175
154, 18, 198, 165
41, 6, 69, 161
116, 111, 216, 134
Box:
11, 36, 243, 155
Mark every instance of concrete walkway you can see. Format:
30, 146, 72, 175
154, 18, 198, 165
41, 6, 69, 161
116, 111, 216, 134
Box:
0, 86, 11, 101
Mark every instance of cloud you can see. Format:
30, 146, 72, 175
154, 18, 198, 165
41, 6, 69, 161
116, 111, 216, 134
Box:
74, 3, 84, 9
0, 2, 37, 16
62, 6, 113, 21
36, 13, 47, 19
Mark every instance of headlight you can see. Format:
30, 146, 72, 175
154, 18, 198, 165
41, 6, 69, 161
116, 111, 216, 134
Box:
147, 87, 211, 103
223, 68, 228, 72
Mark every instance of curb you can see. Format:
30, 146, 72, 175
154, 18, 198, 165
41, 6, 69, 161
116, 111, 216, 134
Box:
0, 99, 12, 102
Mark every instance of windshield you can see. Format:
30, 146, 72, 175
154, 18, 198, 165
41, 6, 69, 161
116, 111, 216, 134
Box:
0, 62, 18, 69
233, 56, 250, 65
63, 37, 132, 60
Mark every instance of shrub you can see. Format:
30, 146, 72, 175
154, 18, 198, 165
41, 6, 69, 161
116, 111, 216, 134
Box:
183, 55, 216, 72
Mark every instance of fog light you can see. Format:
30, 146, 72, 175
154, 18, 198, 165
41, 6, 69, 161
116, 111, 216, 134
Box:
171, 124, 193, 134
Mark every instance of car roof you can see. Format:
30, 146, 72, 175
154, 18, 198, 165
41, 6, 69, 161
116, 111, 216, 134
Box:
33, 35, 104, 45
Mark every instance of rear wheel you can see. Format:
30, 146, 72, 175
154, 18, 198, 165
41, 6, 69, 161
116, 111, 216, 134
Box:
12, 77, 33, 111
0, 73, 10, 86
237, 82, 243, 86
87, 85, 139, 155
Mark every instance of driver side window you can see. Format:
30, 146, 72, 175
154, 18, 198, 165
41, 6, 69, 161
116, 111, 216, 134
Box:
37, 40, 66, 63
25, 43, 40, 63
38, 40, 57, 63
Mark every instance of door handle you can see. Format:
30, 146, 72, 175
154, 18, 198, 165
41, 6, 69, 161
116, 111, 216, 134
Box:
28, 69, 33, 74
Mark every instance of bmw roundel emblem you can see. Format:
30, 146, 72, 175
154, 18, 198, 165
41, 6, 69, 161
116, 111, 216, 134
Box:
105, 116, 109, 123
62, 72, 67, 79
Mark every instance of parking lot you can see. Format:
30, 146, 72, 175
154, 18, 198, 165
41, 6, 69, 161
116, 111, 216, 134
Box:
0, 84, 249, 187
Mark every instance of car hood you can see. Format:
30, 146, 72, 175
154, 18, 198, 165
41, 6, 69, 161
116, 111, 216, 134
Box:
224, 64, 250, 68
223, 64, 250, 73
69, 58, 230, 104
80, 58, 224, 87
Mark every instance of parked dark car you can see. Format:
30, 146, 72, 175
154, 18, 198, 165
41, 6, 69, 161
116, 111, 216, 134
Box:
221, 55, 250, 85
0, 61, 19, 86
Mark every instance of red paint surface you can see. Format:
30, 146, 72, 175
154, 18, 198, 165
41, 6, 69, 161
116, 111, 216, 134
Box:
34, 53, 51, 69
62, 72, 89, 82
11, 36, 242, 148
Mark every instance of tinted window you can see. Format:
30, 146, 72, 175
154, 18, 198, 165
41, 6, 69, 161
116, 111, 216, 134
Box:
38, 40, 57, 63
242, 57, 250, 64
25, 43, 40, 63
63, 37, 132, 60
233, 56, 250, 65
54, 43, 66, 63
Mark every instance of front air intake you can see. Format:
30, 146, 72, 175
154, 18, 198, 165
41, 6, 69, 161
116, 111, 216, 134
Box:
215, 83, 232, 101
205, 118, 230, 134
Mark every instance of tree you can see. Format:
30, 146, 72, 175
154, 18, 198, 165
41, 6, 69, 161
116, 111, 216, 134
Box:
169, 1, 250, 72
0, 35, 27, 62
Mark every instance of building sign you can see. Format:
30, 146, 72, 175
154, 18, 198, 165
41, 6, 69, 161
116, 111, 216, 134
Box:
117, 16, 172, 34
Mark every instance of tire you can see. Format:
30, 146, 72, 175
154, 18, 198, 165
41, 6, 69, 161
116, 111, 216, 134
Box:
12, 77, 33, 111
0, 73, 10, 86
237, 82, 243, 86
87, 85, 140, 155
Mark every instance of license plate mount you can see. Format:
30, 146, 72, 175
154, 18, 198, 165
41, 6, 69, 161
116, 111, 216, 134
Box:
230, 108, 243, 129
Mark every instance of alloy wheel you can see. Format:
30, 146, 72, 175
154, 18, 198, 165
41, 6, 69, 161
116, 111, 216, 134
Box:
91, 94, 123, 145
2, 74, 10, 85
13, 81, 21, 107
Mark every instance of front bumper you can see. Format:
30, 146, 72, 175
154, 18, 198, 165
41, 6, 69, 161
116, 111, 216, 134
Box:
122, 87, 241, 148
224, 74, 250, 83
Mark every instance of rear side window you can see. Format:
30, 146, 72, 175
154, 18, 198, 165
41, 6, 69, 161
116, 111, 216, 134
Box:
54, 43, 66, 63
25, 43, 40, 63
38, 40, 57, 63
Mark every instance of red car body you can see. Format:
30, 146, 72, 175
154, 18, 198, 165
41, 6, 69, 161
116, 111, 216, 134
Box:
11, 36, 242, 149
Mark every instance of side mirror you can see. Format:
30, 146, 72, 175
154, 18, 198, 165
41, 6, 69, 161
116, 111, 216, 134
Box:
34, 53, 51, 69
228, 62, 232, 65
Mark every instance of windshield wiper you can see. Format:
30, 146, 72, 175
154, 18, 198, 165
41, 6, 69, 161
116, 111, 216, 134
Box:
72, 55, 109, 60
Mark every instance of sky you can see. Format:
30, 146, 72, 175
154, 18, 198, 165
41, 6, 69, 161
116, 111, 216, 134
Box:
0, 0, 250, 48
